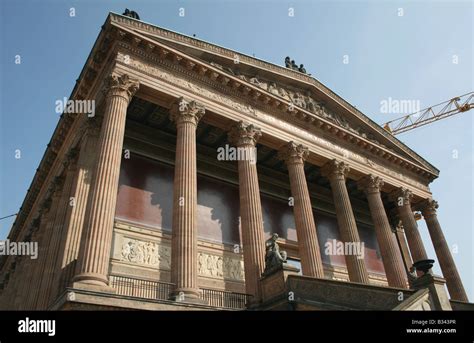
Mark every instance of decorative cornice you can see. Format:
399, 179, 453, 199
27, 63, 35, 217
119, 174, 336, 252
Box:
64, 147, 79, 170
321, 159, 350, 181
110, 22, 437, 184
51, 175, 66, 194
169, 97, 205, 126
278, 141, 308, 165
109, 12, 439, 178
357, 174, 384, 195
228, 121, 262, 147
40, 198, 52, 214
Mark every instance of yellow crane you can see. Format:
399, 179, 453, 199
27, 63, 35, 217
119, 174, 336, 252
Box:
383, 92, 474, 135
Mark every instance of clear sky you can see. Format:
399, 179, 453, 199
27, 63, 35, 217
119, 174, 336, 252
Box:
1, 0, 472, 299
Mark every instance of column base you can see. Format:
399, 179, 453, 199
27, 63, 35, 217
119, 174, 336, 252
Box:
72, 272, 115, 294
169, 288, 207, 305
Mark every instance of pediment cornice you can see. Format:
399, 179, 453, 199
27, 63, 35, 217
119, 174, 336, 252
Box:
108, 17, 437, 183
108, 12, 439, 178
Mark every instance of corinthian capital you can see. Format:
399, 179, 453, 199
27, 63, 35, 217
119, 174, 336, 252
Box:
103, 74, 139, 102
419, 198, 439, 218
278, 141, 308, 165
169, 97, 205, 126
321, 159, 350, 180
357, 174, 384, 194
389, 187, 413, 206
228, 121, 262, 147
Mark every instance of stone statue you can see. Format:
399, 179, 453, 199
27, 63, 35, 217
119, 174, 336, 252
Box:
292, 92, 307, 109
291, 60, 298, 70
298, 64, 307, 73
305, 92, 322, 113
263, 233, 288, 276
249, 76, 260, 86
267, 82, 280, 96
278, 87, 291, 100
285, 56, 291, 68
123, 8, 140, 20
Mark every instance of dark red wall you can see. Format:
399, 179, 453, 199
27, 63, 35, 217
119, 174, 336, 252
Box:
115, 154, 385, 274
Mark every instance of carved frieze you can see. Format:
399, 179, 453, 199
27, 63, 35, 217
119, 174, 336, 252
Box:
120, 237, 171, 270
203, 65, 382, 144
116, 234, 244, 281
198, 252, 244, 281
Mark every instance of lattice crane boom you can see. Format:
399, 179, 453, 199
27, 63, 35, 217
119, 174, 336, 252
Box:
383, 92, 474, 135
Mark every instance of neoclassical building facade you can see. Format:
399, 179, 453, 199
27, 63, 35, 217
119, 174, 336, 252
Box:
0, 12, 470, 311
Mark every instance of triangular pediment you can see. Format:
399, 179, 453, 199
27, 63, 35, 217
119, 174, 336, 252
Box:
110, 13, 439, 178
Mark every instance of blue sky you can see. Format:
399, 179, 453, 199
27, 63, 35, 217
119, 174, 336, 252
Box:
1, 0, 472, 299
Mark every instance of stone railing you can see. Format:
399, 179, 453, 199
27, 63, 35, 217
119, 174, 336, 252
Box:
110, 275, 173, 301
201, 287, 250, 309
109, 275, 249, 310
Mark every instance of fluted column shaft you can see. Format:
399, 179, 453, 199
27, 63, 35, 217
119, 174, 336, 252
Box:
11, 258, 27, 309
25, 201, 52, 309
38, 161, 78, 308
16, 259, 32, 309
279, 142, 324, 278
54, 122, 100, 296
169, 98, 205, 299
322, 159, 369, 284
391, 188, 428, 263
16, 219, 41, 310
229, 122, 266, 300
358, 175, 407, 288
421, 199, 468, 302
74, 74, 139, 287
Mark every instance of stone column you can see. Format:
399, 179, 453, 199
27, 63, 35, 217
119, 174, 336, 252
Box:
358, 175, 407, 288
169, 98, 205, 300
11, 258, 27, 309
393, 221, 414, 275
321, 159, 369, 284
16, 219, 40, 310
73, 74, 139, 287
390, 188, 428, 264
228, 122, 266, 300
36, 175, 70, 309
1, 258, 17, 309
54, 119, 101, 296
278, 142, 324, 278
25, 200, 52, 309
420, 199, 468, 302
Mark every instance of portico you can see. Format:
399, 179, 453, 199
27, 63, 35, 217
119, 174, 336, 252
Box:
0, 12, 469, 311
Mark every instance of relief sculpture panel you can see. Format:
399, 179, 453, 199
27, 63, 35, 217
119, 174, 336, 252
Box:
198, 252, 244, 281
116, 235, 244, 281
120, 237, 171, 270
